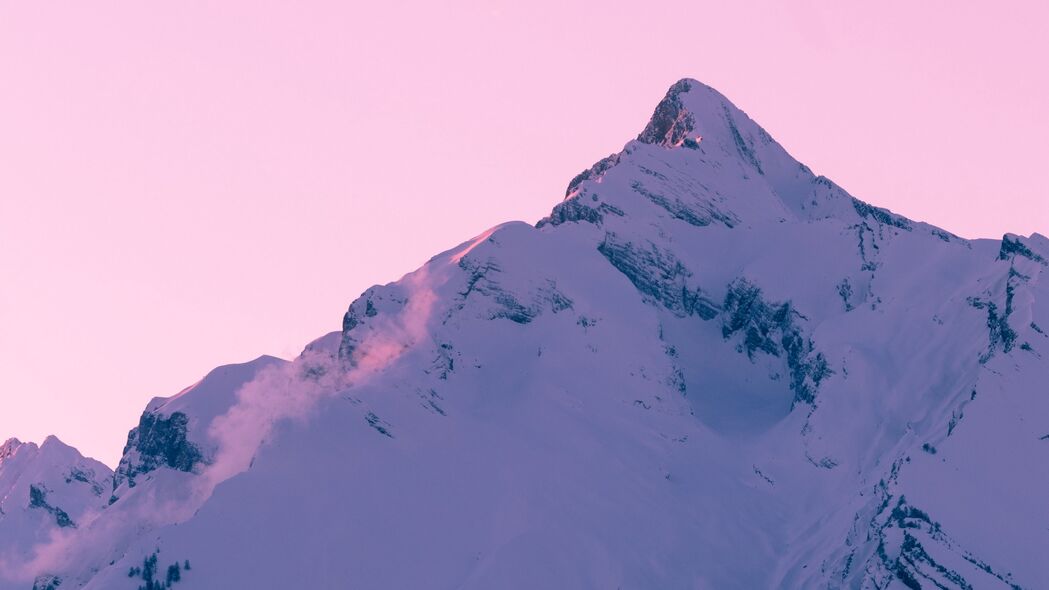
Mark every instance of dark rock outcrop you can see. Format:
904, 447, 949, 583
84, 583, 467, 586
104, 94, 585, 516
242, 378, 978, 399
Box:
564, 153, 621, 197
114, 411, 203, 490
455, 257, 574, 324
999, 234, 1047, 265
630, 180, 738, 228
597, 233, 719, 319
852, 199, 913, 231
28, 484, 75, 528
638, 79, 696, 147
721, 278, 831, 405
537, 196, 625, 228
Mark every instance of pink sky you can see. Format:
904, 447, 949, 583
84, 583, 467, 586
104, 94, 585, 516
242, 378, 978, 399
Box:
2, 1, 1046, 466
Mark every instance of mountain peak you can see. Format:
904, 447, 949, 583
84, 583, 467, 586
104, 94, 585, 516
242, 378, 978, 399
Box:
8, 76, 1044, 590
637, 78, 761, 152
554, 78, 777, 207
638, 78, 706, 147
0, 437, 26, 461
547, 77, 856, 229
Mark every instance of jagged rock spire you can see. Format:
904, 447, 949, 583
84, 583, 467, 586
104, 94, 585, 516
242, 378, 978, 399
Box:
638, 79, 698, 147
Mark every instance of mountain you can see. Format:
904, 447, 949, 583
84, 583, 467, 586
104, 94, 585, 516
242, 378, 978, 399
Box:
3, 78, 1047, 589
0, 437, 111, 581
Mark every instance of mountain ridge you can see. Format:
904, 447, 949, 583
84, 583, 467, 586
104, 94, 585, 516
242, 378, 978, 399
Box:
2, 78, 1047, 590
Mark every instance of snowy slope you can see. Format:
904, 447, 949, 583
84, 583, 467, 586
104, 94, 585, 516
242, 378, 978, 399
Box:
3, 79, 1047, 590
0, 437, 111, 583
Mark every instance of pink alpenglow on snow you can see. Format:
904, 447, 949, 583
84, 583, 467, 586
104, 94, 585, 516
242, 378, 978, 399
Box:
2, 76, 1047, 589
0, 6, 1047, 589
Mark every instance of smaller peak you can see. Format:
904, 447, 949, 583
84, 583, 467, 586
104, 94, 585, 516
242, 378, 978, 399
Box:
37, 435, 82, 460
999, 233, 1048, 265
1028, 232, 1049, 253
41, 434, 66, 448
1, 437, 31, 462
254, 354, 286, 364
301, 331, 342, 357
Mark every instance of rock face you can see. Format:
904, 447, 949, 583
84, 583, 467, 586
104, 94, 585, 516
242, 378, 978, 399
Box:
720, 278, 831, 406
596, 232, 719, 318
27, 485, 76, 529
4, 78, 1049, 590
108, 355, 286, 500
637, 79, 697, 147
113, 411, 203, 491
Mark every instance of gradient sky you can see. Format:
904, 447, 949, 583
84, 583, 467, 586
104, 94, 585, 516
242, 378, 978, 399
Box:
2, 1, 1046, 466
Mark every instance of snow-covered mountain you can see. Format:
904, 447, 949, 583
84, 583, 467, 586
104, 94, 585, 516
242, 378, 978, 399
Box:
3, 78, 1047, 590
0, 437, 111, 583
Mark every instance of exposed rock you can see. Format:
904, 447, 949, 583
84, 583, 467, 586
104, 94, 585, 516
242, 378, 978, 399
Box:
455, 257, 574, 324
836, 278, 855, 312
365, 412, 393, 438
630, 180, 737, 228
64, 466, 105, 497
852, 198, 913, 231
114, 411, 203, 490
0, 437, 23, 462
999, 234, 1047, 265
537, 195, 625, 228
31, 575, 62, 590
564, 153, 621, 197
637, 79, 697, 147
969, 267, 1028, 362
339, 288, 408, 364
338, 299, 365, 362
864, 494, 1021, 589
721, 278, 831, 405
597, 233, 719, 318
723, 105, 764, 174
28, 484, 75, 528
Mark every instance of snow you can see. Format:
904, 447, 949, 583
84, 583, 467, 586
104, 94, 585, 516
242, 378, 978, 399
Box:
0, 437, 111, 581
1, 78, 1045, 589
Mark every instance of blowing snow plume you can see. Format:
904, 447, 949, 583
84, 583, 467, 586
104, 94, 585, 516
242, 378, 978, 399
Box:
9, 267, 440, 586
201, 266, 439, 493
